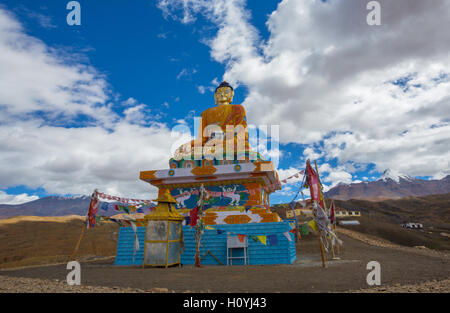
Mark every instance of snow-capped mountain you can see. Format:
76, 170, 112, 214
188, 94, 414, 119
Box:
324, 173, 450, 201
378, 169, 415, 183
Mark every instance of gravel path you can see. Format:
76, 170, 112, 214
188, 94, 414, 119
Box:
0, 275, 171, 293
1, 233, 448, 293
348, 278, 450, 293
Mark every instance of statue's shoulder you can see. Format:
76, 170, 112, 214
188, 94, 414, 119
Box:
231, 103, 245, 111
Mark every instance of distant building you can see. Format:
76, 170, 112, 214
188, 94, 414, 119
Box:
335, 209, 361, 218
401, 222, 423, 229
338, 220, 360, 226
285, 208, 313, 219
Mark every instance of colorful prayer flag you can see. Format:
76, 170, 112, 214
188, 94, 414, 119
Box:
305, 159, 321, 203
130, 221, 140, 251
308, 220, 318, 232
87, 195, 98, 229
268, 234, 278, 246
237, 234, 246, 243
257, 235, 267, 245
121, 205, 130, 214
329, 200, 336, 225
100, 202, 108, 211
283, 231, 293, 242
300, 223, 310, 235
190, 206, 199, 228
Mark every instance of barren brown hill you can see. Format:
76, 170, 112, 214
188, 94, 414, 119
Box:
273, 193, 450, 250
0, 216, 119, 269
332, 193, 450, 250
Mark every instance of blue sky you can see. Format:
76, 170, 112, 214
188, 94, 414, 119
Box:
0, 0, 449, 204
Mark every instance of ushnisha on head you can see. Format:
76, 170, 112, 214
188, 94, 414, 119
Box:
214, 81, 234, 105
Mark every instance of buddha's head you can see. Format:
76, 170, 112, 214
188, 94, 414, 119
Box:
214, 81, 234, 105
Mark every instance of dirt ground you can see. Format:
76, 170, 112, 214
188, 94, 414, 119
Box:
1, 230, 449, 293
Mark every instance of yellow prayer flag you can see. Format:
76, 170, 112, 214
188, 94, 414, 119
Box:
205, 225, 214, 230
257, 235, 267, 245
308, 220, 318, 232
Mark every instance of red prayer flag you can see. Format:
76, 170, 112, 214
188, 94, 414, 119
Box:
237, 234, 245, 243
305, 159, 325, 208
306, 160, 320, 201
190, 206, 199, 228
87, 196, 98, 228
330, 200, 336, 224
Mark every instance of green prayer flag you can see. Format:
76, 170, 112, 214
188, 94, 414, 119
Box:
301, 223, 309, 235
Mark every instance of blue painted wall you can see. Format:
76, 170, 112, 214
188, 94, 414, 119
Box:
114, 221, 296, 266
181, 222, 296, 265
114, 227, 145, 266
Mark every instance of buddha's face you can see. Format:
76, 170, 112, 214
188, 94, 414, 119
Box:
214, 87, 234, 105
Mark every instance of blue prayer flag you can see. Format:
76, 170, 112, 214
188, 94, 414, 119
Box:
268, 234, 278, 246
100, 202, 109, 211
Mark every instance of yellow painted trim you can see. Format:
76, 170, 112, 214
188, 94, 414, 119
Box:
142, 220, 148, 268
165, 221, 170, 268
140, 170, 157, 180
144, 261, 180, 267
160, 178, 265, 189
191, 165, 217, 176
146, 239, 181, 243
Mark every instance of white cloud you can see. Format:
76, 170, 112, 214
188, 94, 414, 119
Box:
302, 146, 322, 162
0, 120, 180, 199
322, 167, 353, 188
25, 10, 56, 29
158, 0, 450, 178
197, 85, 206, 94
122, 97, 138, 106
176, 68, 188, 79
0, 8, 184, 199
176, 68, 197, 80
0, 9, 113, 126
0, 191, 39, 205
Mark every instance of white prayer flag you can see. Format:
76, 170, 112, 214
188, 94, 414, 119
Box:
283, 231, 292, 242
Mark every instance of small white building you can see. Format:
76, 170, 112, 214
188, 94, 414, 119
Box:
335, 209, 361, 218
401, 222, 423, 229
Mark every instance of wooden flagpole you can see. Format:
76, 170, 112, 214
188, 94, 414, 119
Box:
194, 184, 205, 267
313, 160, 327, 268
70, 223, 86, 261
70, 190, 97, 261
314, 205, 327, 269
314, 160, 338, 260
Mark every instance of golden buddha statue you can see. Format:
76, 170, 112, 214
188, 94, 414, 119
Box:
173, 81, 254, 163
